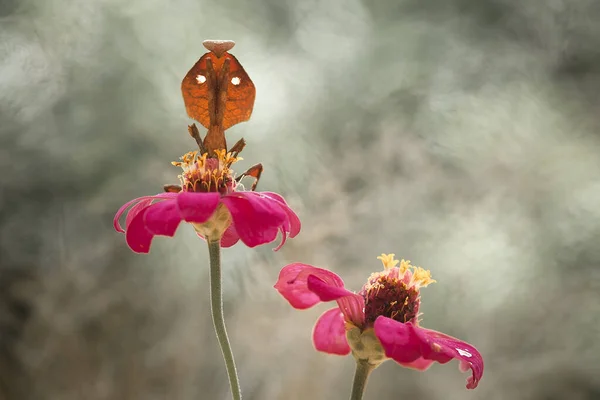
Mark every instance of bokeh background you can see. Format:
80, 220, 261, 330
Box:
2, 0, 600, 399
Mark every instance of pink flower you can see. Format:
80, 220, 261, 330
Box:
114, 150, 300, 253
274, 254, 483, 389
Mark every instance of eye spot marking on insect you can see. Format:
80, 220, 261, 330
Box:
196, 75, 206, 84
231, 77, 241, 85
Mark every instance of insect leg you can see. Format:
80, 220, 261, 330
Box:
228, 138, 246, 159
188, 124, 208, 154
235, 163, 263, 191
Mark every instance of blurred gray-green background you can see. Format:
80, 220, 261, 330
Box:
1, 0, 600, 399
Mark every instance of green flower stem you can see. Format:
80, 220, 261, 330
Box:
207, 239, 242, 400
350, 360, 375, 400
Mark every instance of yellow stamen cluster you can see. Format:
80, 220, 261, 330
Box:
171, 150, 203, 169
171, 150, 241, 193
377, 253, 399, 269
172, 150, 241, 170
411, 267, 436, 288
213, 149, 242, 168
377, 253, 436, 288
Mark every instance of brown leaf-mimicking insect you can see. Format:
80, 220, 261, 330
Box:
181, 39, 255, 156
179, 40, 263, 191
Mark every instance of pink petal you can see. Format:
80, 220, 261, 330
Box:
176, 192, 221, 223
374, 317, 484, 389
272, 228, 288, 252
312, 307, 351, 355
412, 326, 484, 389
307, 275, 365, 327
274, 263, 345, 309
220, 224, 240, 247
306, 275, 356, 301
373, 317, 422, 364
125, 199, 153, 232
125, 204, 155, 253
258, 191, 287, 205
274, 264, 365, 327
260, 192, 301, 238
113, 193, 177, 233
221, 192, 286, 248
143, 199, 182, 237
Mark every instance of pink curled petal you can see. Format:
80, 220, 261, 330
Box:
312, 307, 351, 355
373, 317, 424, 364
336, 295, 366, 328
282, 207, 301, 238
231, 191, 299, 250
125, 205, 155, 253
260, 192, 301, 238
113, 193, 177, 232
274, 263, 344, 309
220, 224, 240, 247
307, 275, 366, 326
114, 197, 147, 233
307, 275, 357, 301
272, 228, 288, 252
459, 360, 470, 373
143, 199, 182, 237
411, 326, 484, 389
374, 317, 484, 389
289, 213, 301, 238
221, 192, 286, 248
176, 192, 221, 223
124, 199, 152, 232
269, 200, 301, 250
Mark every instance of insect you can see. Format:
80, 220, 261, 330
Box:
179, 39, 263, 191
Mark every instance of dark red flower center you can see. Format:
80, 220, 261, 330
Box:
361, 275, 420, 326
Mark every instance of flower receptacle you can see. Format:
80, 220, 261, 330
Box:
346, 325, 387, 368
192, 203, 232, 241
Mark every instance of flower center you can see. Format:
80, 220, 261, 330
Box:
172, 149, 240, 194
361, 273, 420, 326
359, 254, 436, 327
